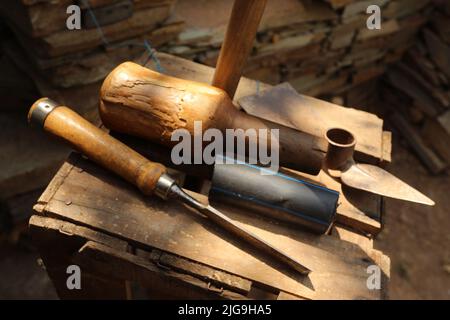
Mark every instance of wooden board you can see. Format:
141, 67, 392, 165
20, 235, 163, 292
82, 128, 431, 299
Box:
30, 215, 249, 299
33, 153, 389, 299
238, 82, 388, 164
28, 213, 130, 299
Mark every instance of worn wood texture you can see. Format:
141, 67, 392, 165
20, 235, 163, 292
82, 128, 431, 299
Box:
75, 240, 248, 299
100, 61, 326, 175
30, 215, 247, 299
153, 249, 253, 295
212, 0, 267, 98
238, 82, 389, 164
33, 153, 389, 299
142, 52, 391, 164
29, 214, 130, 299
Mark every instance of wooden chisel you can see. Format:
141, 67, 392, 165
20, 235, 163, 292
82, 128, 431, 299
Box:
28, 97, 310, 275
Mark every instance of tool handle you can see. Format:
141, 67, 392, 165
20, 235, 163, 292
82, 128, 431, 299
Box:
28, 98, 167, 195
212, 0, 267, 98
100, 62, 326, 175
230, 111, 326, 175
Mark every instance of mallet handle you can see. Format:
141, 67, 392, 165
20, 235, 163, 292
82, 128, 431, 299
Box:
212, 0, 267, 98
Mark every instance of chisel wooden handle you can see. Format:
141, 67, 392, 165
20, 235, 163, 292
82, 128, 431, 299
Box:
28, 98, 166, 195
212, 0, 267, 98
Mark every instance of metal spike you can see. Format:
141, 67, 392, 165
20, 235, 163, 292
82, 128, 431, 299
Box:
341, 163, 435, 206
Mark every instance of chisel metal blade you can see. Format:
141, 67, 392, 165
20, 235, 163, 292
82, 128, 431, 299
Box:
341, 163, 435, 206
169, 183, 311, 275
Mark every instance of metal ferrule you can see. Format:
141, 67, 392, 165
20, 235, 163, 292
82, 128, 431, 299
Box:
29, 98, 60, 128
154, 173, 177, 200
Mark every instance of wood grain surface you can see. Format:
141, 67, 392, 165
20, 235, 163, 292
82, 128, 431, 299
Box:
34, 153, 388, 299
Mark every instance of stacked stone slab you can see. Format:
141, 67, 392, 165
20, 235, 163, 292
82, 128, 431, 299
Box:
162, 0, 432, 98
381, 1, 450, 174
0, 0, 181, 234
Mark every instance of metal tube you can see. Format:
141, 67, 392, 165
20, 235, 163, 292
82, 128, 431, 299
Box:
209, 161, 339, 234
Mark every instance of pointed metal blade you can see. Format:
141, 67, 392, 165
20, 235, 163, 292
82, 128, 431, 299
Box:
341, 163, 435, 206
170, 184, 311, 275
202, 205, 311, 275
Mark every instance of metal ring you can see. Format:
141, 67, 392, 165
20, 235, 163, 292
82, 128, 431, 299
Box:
154, 173, 176, 200
29, 98, 60, 128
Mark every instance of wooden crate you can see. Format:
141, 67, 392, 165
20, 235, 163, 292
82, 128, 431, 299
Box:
28, 53, 390, 299
30, 153, 389, 299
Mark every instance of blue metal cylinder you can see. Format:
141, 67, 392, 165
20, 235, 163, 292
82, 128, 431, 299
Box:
209, 162, 339, 234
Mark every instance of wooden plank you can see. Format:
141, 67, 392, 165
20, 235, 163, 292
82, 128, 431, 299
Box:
156, 250, 252, 295
36, 153, 388, 299
30, 215, 244, 299
3, 39, 104, 116
29, 214, 130, 299
382, 131, 392, 163
331, 225, 390, 299
0, 0, 72, 38
237, 82, 386, 164
277, 291, 304, 300
75, 241, 247, 299
405, 49, 442, 86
